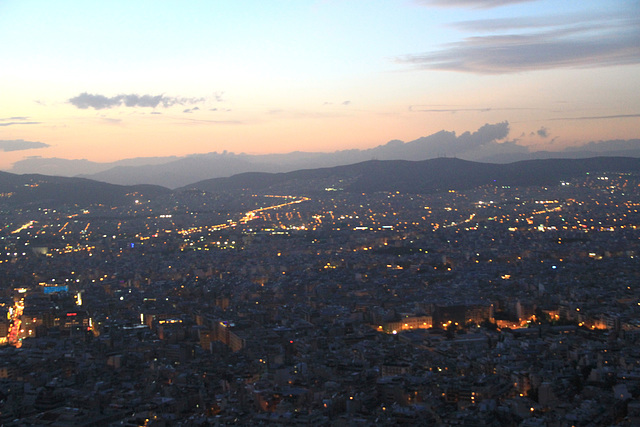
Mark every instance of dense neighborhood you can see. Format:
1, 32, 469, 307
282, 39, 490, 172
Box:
1, 171, 639, 425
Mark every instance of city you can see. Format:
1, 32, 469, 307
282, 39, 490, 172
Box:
2, 0, 639, 424
0, 171, 639, 425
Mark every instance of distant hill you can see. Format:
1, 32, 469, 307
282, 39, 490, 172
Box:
0, 171, 170, 208
73, 135, 640, 188
8, 123, 640, 188
183, 157, 640, 194
8, 156, 178, 177
2, 157, 639, 209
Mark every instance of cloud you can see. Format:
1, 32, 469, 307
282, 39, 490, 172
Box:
397, 13, 640, 74
323, 101, 352, 106
68, 92, 205, 110
101, 118, 122, 124
462, 121, 510, 145
179, 118, 243, 125
536, 127, 549, 138
371, 122, 518, 160
410, 106, 492, 113
0, 139, 50, 152
0, 121, 41, 127
549, 113, 640, 121
123, 94, 165, 108
451, 12, 615, 33
409, 105, 535, 113
416, 0, 537, 9
0, 117, 41, 126
68, 93, 119, 109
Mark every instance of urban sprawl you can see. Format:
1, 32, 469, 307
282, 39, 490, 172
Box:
1, 172, 639, 425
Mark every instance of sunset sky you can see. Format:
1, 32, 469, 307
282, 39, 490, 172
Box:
1, 0, 639, 171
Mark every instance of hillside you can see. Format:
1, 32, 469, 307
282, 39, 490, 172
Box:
183, 157, 640, 194
9, 123, 638, 188
0, 171, 170, 208
2, 157, 639, 209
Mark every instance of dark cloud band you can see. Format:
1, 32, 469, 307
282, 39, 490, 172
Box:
0, 117, 40, 127
68, 93, 205, 110
398, 11, 640, 74
0, 139, 50, 152
0, 121, 41, 127
550, 114, 640, 121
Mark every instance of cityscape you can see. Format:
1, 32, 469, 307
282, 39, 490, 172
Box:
2, 0, 640, 425
1, 166, 639, 425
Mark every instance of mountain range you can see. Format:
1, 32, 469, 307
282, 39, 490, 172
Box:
2, 157, 639, 209
7, 122, 640, 188
181, 157, 640, 195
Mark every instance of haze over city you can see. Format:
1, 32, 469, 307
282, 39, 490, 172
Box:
1, 0, 639, 174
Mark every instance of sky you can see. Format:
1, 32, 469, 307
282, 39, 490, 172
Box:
1, 0, 639, 171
